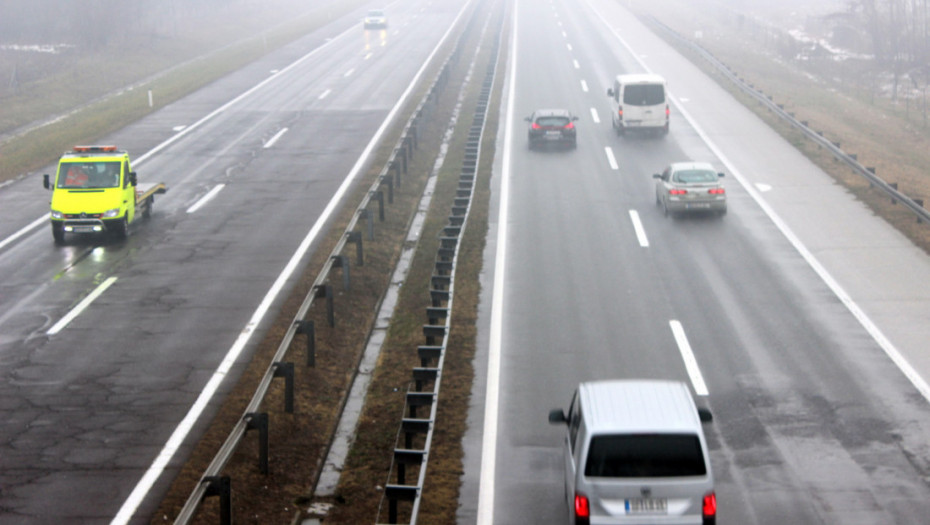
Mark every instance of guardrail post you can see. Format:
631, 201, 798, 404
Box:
371, 190, 385, 221
402, 418, 430, 449
382, 175, 394, 204
202, 476, 231, 525
385, 485, 417, 524
360, 209, 374, 240
406, 391, 434, 420
314, 284, 334, 327
347, 231, 364, 266
296, 320, 315, 367
245, 412, 269, 474
272, 362, 294, 413
391, 158, 403, 188
423, 325, 446, 345
331, 255, 350, 291
417, 345, 442, 367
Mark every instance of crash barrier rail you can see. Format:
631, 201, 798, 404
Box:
650, 19, 930, 225
375, 6, 504, 525
172, 22, 470, 525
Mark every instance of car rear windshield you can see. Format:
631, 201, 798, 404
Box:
623, 84, 665, 106
536, 116, 570, 127
585, 433, 707, 478
673, 170, 718, 183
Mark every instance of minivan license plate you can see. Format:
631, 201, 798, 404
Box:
626, 498, 667, 514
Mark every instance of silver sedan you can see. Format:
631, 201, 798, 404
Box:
654, 161, 727, 217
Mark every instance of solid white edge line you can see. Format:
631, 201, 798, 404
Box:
629, 210, 649, 247
670, 320, 709, 396
47, 276, 118, 335
586, 0, 930, 405
263, 127, 288, 149
111, 0, 477, 522
477, 2, 519, 523
590, 107, 600, 123
186, 184, 226, 214
604, 146, 619, 170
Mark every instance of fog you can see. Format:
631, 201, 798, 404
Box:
0, 0, 335, 136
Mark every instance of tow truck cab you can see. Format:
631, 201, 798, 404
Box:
43, 145, 164, 243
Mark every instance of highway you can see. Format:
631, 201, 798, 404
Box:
462, 0, 930, 524
5, 0, 930, 523
0, 1, 470, 522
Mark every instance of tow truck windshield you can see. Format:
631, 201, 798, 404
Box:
58, 161, 121, 189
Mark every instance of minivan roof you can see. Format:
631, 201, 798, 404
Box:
579, 379, 702, 435
614, 73, 666, 85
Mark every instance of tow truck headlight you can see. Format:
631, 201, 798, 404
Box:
103, 208, 120, 218
51, 210, 63, 219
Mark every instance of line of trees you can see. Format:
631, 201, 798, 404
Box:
847, 0, 930, 104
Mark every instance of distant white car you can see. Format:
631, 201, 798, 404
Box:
364, 9, 387, 30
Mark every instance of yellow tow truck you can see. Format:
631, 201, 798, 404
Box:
43, 145, 166, 244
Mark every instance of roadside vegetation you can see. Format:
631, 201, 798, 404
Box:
0, 0, 367, 182
636, 0, 930, 254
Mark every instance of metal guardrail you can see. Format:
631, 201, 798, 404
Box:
172, 21, 469, 525
375, 4, 504, 525
650, 18, 930, 225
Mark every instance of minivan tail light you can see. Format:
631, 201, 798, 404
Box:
618, 106, 623, 120
666, 104, 670, 118
574, 493, 590, 524
703, 492, 717, 519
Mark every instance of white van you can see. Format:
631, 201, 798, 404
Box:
549, 379, 715, 524
606, 74, 669, 136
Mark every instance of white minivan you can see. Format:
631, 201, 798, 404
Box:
549, 380, 716, 524
606, 74, 669, 136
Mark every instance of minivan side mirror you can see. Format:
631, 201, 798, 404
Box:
718, 172, 725, 178
698, 407, 713, 423
43, 174, 51, 190
548, 408, 567, 425
572, 116, 579, 121
607, 88, 614, 97
652, 173, 662, 179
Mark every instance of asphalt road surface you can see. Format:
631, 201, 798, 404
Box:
0, 1, 470, 523
460, 0, 930, 524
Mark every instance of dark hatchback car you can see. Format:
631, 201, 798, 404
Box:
525, 109, 578, 149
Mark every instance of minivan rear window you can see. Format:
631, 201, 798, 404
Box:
623, 84, 665, 106
585, 434, 706, 477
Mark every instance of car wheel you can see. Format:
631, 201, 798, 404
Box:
663, 201, 669, 217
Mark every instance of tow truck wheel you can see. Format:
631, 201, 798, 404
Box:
52, 223, 65, 245
113, 217, 129, 240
